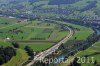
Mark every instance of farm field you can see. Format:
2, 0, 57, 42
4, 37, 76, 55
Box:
0, 17, 68, 41
0, 17, 18, 28
0, 17, 70, 66
62, 21, 93, 39
19, 43, 54, 51
0, 17, 69, 51
66, 23, 94, 40
0, 40, 11, 47
52, 20, 94, 46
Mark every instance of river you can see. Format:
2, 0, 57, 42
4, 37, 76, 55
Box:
96, 29, 100, 35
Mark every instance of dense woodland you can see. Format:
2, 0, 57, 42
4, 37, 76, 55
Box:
0, 47, 16, 65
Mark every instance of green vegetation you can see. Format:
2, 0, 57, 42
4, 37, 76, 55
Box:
0, 18, 68, 41
0, 17, 68, 51
76, 41, 100, 66
55, 20, 95, 66
2, 49, 29, 66
54, 20, 94, 40
0, 17, 18, 28
20, 43, 53, 51
0, 47, 16, 65
67, 24, 94, 40
0, 17, 70, 65
0, 0, 100, 66
63, 23, 93, 40
0, 17, 95, 66
0, 40, 11, 47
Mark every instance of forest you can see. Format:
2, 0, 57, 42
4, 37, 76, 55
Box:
0, 47, 16, 65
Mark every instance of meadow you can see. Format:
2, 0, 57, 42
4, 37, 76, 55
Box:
0, 17, 18, 28
19, 43, 53, 51
0, 17, 70, 66
0, 17, 69, 51
76, 41, 100, 66
45, 20, 94, 52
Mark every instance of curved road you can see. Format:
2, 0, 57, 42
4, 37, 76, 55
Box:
26, 25, 73, 66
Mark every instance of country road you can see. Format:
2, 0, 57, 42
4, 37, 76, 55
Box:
26, 25, 73, 66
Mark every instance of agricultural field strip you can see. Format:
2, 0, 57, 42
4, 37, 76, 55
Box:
12, 22, 66, 42
0, 19, 67, 43
13, 40, 57, 44
0, 22, 29, 40
54, 20, 94, 40
0, 23, 18, 29
25, 26, 54, 28
0, 17, 68, 42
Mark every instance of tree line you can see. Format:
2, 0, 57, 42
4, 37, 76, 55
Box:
0, 47, 16, 65
49, 0, 80, 5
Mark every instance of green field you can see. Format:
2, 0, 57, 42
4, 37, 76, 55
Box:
0, 40, 11, 47
46, 20, 94, 52
19, 43, 53, 51
76, 41, 100, 66
0, 17, 70, 66
0, 17, 68, 41
0, 17, 69, 52
53, 20, 94, 41
0, 17, 18, 28
66, 23, 94, 40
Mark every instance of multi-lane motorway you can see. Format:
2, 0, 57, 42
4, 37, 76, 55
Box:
26, 23, 73, 66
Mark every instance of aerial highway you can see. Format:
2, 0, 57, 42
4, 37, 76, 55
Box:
26, 23, 73, 66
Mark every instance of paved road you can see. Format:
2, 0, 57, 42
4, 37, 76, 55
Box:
26, 25, 73, 66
